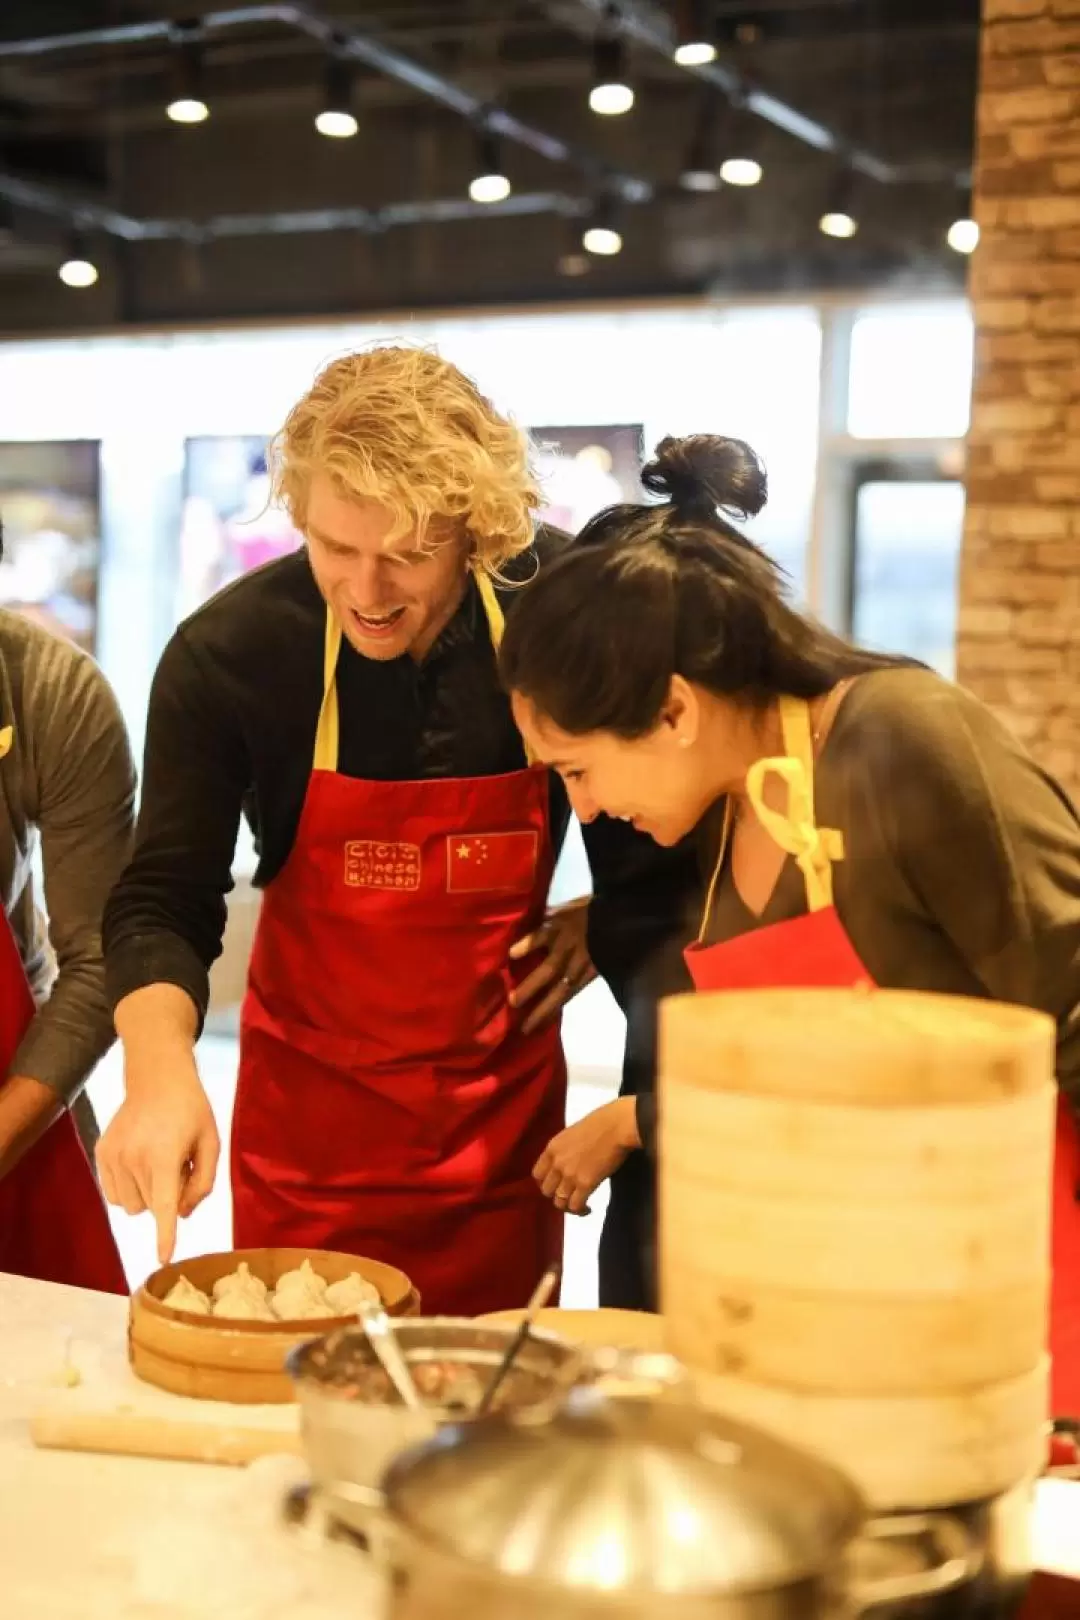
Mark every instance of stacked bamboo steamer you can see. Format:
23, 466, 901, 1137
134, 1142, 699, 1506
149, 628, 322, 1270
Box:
660, 987, 1056, 1510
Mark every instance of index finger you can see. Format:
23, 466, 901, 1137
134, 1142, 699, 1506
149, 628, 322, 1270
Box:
148, 1166, 181, 1266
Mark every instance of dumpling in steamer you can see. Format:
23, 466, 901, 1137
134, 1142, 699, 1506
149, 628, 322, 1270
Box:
273, 1260, 326, 1298
212, 1262, 269, 1305
212, 1291, 277, 1322
272, 1294, 334, 1322
162, 1275, 212, 1315
324, 1272, 381, 1315
271, 1260, 330, 1321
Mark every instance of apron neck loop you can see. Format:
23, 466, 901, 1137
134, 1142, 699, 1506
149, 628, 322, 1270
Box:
312, 568, 535, 772
695, 693, 846, 944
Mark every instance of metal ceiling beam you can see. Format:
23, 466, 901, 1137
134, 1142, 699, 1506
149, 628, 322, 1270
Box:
546, 0, 969, 187
0, 3, 652, 203
0, 167, 595, 243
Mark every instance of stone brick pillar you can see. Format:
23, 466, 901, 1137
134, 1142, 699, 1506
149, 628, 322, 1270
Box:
959, 0, 1080, 801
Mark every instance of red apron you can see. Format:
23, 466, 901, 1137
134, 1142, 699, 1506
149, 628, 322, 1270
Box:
684, 693, 1080, 1422
0, 885, 127, 1293
232, 575, 565, 1316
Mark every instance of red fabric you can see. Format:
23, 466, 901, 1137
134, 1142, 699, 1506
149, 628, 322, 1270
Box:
0, 905, 126, 1293
233, 762, 565, 1317
684, 905, 1080, 1424
1051, 1098, 1080, 1419
684, 906, 872, 991
1017, 1573, 1080, 1618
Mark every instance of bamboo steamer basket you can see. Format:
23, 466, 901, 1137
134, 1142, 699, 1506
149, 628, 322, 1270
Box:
690, 1360, 1051, 1510
659, 988, 1056, 1506
661, 988, 1055, 1107
129, 1247, 420, 1404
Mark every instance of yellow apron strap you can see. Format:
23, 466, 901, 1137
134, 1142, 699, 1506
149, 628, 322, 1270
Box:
695, 695, 845, 940
474, 570, 506, 649
476, 569, 537, 767
745, 695, 844, 913
312, 609, 343, 772
311, 569, 534, 772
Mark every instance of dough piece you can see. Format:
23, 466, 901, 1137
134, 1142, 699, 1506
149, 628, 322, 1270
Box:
212, 1291, 277, 1322
211, 1262, 269, 1305
323, 1272, 381, 1315
163, 1275, 212, 1315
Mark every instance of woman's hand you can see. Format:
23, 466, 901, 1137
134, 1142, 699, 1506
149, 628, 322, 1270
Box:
509, 897, 597, 1035
533, 1097, 641, 1214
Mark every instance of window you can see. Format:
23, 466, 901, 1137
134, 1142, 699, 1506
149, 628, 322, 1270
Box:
850, 478, 965, 678
708, 309, 822, 591
848, 304, 974, 440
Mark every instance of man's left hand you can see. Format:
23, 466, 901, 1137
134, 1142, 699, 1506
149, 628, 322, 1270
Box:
533, 1097, 641, 1214
509, 897, 597, 1034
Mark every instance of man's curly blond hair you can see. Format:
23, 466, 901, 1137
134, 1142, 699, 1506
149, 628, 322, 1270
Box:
269, 345, 541, 573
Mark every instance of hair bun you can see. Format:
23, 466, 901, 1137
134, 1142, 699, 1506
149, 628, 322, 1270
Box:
642, 434, 768, 522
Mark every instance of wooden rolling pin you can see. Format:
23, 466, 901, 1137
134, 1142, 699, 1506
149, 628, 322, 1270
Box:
30, 1406, 303, 1467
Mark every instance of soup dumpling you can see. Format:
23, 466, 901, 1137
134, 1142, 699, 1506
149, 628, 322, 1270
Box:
212, 1291, 277, 1322
163, 1275, 212, 1315
324, 1272, 381, 1315
212, 1261, 269, 1305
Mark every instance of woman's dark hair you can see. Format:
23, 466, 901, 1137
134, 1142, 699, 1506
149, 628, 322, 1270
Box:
500, 434, 905, 738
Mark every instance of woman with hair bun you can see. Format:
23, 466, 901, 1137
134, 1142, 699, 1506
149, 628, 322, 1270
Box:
500, 433, 1080, 1415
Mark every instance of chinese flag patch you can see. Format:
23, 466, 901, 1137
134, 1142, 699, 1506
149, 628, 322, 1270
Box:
446, 831, 539, 894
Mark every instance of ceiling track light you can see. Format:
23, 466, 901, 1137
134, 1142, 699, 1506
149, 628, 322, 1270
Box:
58, 230, 99, 289
680, 90, 722, 192
947, 193, 979, 255
819, 168, 858, 239
718, 85, 761, 185
316, 51, 358, 139
681, 88, 762, 192
590, 6, 634, 116
166, 23, 209, 125
673, 0, 717, 67
582, 198, 623, 257
468, 127, 511, 205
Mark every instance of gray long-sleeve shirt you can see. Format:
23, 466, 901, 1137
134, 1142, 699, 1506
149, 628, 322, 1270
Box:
0, 610, 136, 1103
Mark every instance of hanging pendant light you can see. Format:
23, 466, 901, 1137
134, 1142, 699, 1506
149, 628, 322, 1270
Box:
166, 24, 210, 124
316, 53, 358, 139
590, 7, 634, 116
468, 130, 511, 204
673, 0, 717, 66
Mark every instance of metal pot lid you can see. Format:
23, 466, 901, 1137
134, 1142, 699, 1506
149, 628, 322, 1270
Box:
382, 1360, 865, 1597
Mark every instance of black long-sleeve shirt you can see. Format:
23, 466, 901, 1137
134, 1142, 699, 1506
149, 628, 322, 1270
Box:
103, 532, 699, 1024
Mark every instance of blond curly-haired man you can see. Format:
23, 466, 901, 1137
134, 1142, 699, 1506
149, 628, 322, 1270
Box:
97, 346, 689, 1314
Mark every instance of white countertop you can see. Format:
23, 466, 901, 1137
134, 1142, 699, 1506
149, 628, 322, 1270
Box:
0, 1272, 1075, 1618
0, 1273, 383, 1620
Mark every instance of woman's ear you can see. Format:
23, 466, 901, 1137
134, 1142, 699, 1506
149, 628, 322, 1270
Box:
659, 675, 700, 749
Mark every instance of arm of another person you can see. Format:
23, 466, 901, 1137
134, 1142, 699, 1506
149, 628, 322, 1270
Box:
533, 818, 700, 1210
0, 650, 136, 1179
97, 630, 249, 1261
873, 691, 1080, 1112
584, 815, 699, 1156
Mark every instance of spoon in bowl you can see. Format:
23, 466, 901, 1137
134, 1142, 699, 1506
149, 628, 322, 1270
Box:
357, 1298, 423, 1410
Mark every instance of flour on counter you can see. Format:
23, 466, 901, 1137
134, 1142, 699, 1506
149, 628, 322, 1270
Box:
118, 1452, 385, 1619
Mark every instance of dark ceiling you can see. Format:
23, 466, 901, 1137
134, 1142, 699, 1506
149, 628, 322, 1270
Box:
0, 0, 981, 332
